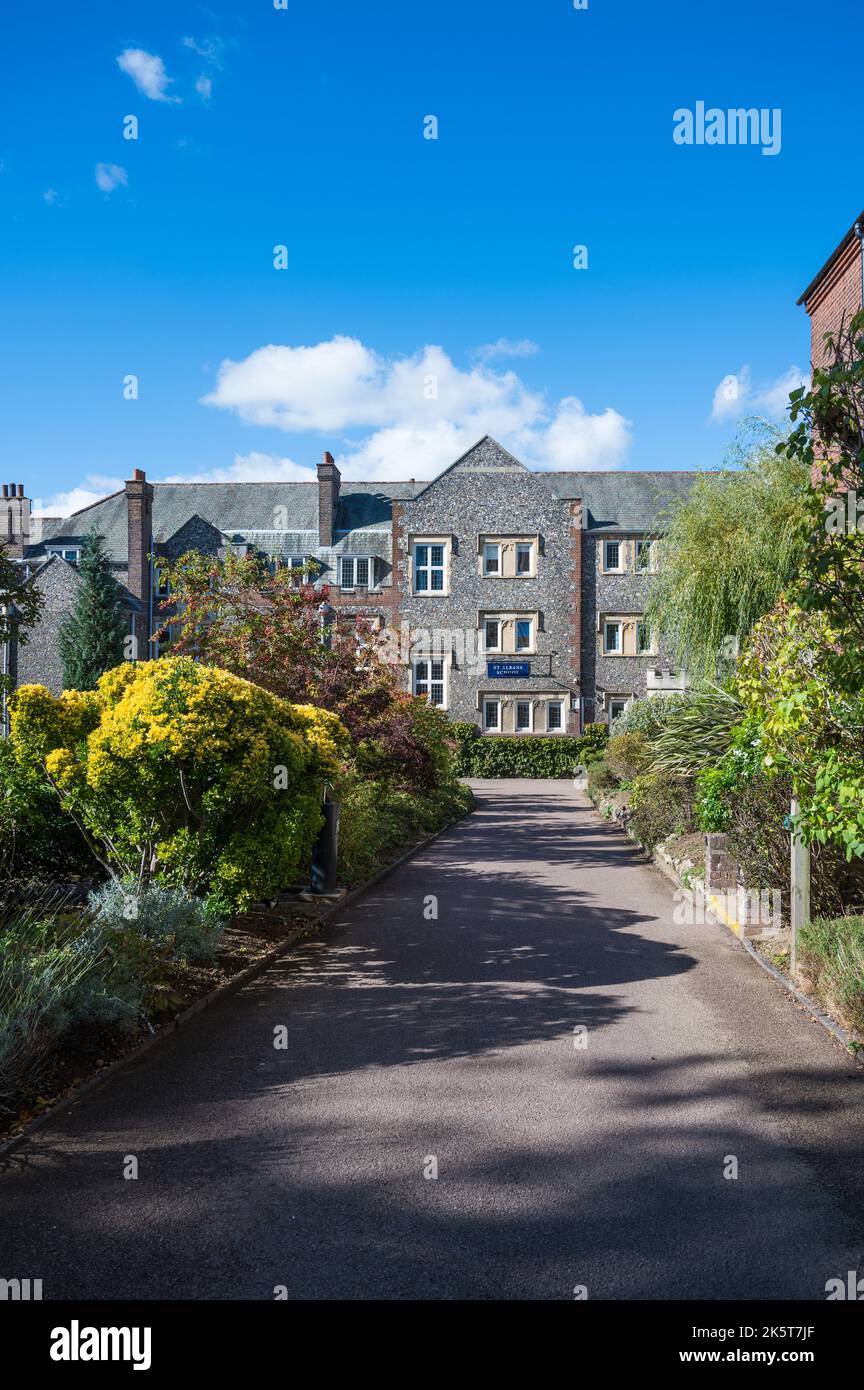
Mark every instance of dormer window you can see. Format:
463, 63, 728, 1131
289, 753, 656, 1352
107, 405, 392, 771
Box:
339, 555, 377, 591
47, 546, 81, 565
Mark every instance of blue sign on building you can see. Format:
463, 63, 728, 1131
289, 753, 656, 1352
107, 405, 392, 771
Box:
487, 661, 531, 679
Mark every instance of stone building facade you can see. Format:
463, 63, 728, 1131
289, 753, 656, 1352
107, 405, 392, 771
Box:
3, 438, 701, 735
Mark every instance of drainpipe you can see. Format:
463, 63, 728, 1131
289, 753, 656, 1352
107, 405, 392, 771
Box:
857, 221, 864, 306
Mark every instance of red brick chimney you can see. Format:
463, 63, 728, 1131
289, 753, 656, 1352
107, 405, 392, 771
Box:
125, 468, 154, 659
317, 451, 340, 547
1, 482, 30, 558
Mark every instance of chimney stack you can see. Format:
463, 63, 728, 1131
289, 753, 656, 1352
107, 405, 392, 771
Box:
317, 450, 341, 547
1, 483, 31, 557
125, 468, 154, 660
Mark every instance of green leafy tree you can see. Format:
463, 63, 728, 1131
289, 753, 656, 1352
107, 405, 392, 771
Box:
645, 425, 811, 680
58, 531, 127, 690
0, 542, 42, 699
737, 600, 864, 859
781, 307, 864, 691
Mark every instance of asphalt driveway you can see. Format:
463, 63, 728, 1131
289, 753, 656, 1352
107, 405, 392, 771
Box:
1, 780, 862, 1300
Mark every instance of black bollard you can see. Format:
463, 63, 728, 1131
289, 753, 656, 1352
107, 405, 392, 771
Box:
310, 799, 340, 895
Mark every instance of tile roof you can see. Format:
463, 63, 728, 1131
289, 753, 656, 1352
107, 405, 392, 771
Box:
32, 446, 703, 559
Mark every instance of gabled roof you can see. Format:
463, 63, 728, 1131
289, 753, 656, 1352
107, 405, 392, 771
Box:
31, 442, 702, 559
411, 436, 530, 498
35, 478, 425, 564
17, 552, 142, 610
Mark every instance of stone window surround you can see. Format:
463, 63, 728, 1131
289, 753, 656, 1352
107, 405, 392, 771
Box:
600, 534, 657, 575
479, 610, 540, 655
602, 539, 624, 573
479, 691, 570, 735
477, 534, 539, 579
608, 695, 632, 722
600, 614, 657, 657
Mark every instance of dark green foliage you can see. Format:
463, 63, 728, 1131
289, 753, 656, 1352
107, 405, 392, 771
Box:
627, 772, 696, 851
450, 722, 604, 778
586, 759, 618, 799
782, 308, 864, 693
605, 732, 651, 783
0, 739, 91, 888
58, 531, 128, 691
699, 759, 864, 923
0, 541, 42, 699
579, 722, 610, 765
336, 774, 473, 887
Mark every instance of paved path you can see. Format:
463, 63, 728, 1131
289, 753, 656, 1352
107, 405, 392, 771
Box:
1, 781, 863, 1300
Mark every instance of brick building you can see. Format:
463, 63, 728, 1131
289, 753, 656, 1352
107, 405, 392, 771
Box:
798, 210, 864, 367
797, 210, 864, 486
2, 439, 700, 734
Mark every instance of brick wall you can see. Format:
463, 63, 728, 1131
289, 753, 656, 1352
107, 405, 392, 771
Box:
800, 222, 863, 485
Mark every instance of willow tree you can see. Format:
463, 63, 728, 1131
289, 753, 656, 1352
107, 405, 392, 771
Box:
645, 424, 810, 681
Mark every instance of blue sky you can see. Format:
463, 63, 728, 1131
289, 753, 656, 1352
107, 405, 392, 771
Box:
0, 0, 861, 513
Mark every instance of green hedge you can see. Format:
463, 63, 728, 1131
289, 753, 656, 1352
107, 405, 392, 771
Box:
450, 722, 592, 778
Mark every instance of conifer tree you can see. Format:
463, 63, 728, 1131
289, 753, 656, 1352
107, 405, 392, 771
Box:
58, 531, 128, 690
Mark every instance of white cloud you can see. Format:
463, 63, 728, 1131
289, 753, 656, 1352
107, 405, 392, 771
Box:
160, 452, 312, 484
117, 48, 178, 102
35, 473, 124, 517
471, 337, 540, 363
95, 163, 128, 193
195, 75, 212, 100
182, 36, 223, 65
201, 335, 631, 478
711, 364, 808, 423
42, 188, 58, 204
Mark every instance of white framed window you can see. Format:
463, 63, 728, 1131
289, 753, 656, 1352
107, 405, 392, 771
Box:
483, 542, 501, 576
546, 700, 564, 732
285, 555, 306, 587
413, 657, 447, 708
515, 618, 534, 653
515, 541, 534, 576
339, 555, 376, 590
603, 540, 623, 572
609, 697, 629, 722
603, 621, 622, 654
636, 539, 655, 572
515, 699, 533, 733
483, 698, 501, 732
413, 541, 447, 594
155, 568, 171, 598
48, 546, 81, 565
484, 618, 501, 652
